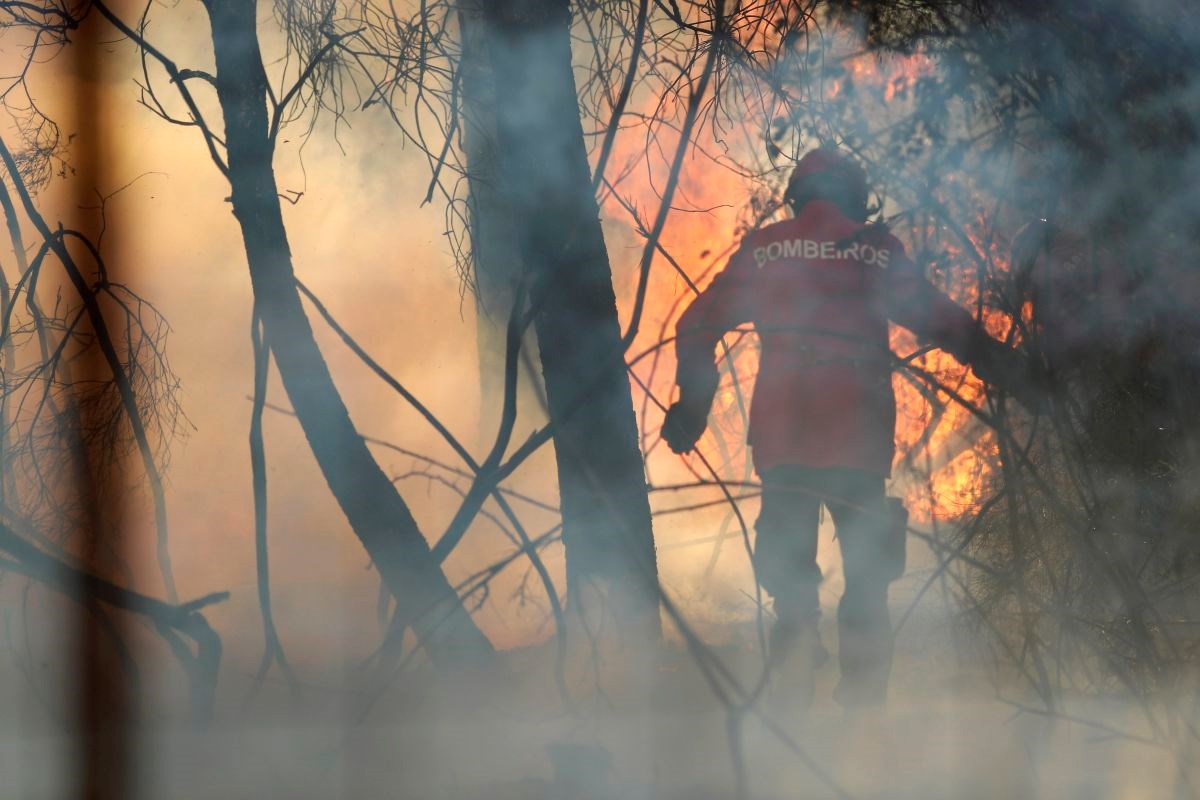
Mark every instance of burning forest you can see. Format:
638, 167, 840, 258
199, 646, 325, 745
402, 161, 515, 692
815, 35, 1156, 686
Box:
0, 0, 1199, 797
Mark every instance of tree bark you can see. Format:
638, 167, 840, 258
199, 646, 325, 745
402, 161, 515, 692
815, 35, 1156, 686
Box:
457, 0, 541, 440
206, 0, 492, 664
482, 0, 660, 630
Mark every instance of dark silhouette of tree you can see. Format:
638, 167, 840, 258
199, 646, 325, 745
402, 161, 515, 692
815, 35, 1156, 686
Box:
368, 0, 736, 636
80, 0, 496, 665
478, 0, 662, 632
456, 0, 540, 442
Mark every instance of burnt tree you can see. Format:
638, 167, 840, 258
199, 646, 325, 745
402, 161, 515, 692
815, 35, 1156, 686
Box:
457, 0, 541, 441
202, 0, 493, 664
88, 0, 495, 665
479, 0, 660, 631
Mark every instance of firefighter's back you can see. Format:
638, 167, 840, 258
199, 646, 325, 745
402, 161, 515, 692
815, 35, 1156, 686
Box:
740, 200, 898, 475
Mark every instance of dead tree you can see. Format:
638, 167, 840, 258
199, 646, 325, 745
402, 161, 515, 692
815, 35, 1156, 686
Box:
478, 0, 661, 632
208, 0, 492, 664
456, 0, 541, 441
83, 0, 495, 665
368, 0, 768, 637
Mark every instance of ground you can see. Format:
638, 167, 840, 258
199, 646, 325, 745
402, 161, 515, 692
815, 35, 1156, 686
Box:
1, 571, 1182, 798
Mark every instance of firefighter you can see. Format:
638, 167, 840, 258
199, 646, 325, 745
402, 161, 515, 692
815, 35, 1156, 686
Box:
663, 148, 1027, 708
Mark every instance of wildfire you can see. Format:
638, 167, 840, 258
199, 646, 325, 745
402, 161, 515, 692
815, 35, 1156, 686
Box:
600, 24, 1007, 525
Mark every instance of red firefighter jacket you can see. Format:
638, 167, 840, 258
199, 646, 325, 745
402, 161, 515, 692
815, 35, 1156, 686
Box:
674, 200, 988, 476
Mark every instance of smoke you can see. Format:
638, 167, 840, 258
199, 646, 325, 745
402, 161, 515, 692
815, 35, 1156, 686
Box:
2, 0, 1200, 797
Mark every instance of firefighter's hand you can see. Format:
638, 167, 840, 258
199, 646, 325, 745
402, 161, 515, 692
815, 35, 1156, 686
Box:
663, 400, 708, 454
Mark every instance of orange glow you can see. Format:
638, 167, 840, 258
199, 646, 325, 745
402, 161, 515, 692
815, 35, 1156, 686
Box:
602, 32, 1005, 523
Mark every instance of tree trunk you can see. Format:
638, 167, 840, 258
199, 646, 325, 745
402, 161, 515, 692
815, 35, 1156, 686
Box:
482, 0, 660, 631
457, 1, 542, 441
206, 0, 492, 665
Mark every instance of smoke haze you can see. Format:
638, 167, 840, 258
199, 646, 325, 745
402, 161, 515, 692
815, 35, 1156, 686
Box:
1, 1, 1199, 797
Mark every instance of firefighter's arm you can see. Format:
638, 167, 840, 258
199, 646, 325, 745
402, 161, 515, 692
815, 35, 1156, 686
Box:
885, 246, 1044, 410
665, 247, 756, 454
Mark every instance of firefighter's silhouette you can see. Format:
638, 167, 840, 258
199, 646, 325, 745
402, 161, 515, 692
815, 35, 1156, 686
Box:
664, 148, 1027, 707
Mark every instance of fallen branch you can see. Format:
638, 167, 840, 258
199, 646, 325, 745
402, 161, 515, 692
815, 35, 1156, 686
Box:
0, 520, 227, 722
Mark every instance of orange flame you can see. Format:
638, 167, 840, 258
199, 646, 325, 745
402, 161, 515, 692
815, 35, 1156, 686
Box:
601, 32, 1004, 523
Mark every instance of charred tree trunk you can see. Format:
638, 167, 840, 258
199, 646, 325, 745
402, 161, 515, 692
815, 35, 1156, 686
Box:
206, 0, 492, 664
482, 0, 660, 631
457, 1, 541, 440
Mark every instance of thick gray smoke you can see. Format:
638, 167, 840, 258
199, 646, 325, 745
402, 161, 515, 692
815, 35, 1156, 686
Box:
2, 1, 1200, 797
